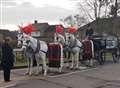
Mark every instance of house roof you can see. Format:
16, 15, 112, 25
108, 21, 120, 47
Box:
32, 22, 65, 33
32, 23, 49, 33
78, 17, 120, 36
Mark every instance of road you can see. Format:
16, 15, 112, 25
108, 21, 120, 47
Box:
1, 62, 120, 88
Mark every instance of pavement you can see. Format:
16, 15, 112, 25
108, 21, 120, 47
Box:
0, 62, 120, 88
0, 68, 29, 88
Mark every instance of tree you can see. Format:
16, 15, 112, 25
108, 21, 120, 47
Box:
61, 14, 88, 28
64, 15, 76, 27
77, 0, 113, 21
110, 0, 120, 17
74, 14, 88, 27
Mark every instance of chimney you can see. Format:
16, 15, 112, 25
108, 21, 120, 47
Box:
34, 20, 38, 24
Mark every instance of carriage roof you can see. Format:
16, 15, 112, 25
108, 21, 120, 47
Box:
91, 33, 118, 41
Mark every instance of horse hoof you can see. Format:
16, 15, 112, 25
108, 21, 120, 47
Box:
29, 73, 33, 76
66, 66, 70, 69
74, 68, 79, 70
35, 74, 39, 76
25, 72, 29, 75
59, 70, 62, 73
35, 72, 40, 76
43, 71, 47, 76
43, 73, 47, 76
74, 66, 80, 70
79, 66, 87, 70
70, 67, 74, 70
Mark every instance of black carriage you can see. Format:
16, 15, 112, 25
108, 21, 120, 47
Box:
102, 35, 120, 63
92, 34, 120, 64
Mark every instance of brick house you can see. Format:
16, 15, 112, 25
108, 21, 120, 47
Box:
32, 21, 64, 43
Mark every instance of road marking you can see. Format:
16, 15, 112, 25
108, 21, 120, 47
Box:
0, 83, 16, 88
48, 67, 97, 78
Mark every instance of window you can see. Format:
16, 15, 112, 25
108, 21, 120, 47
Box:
31, 32, 40, 37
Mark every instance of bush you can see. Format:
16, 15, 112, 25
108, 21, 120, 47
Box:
14, 51, 27, 67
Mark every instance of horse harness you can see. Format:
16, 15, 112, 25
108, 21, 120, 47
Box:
69, 39, 82, 49
34, 40, 46, 54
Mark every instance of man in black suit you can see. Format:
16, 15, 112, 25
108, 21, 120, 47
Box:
1, 38, 14, 82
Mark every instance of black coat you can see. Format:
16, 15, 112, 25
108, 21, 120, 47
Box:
86, 28, 94, 37
1, 43, 14, 69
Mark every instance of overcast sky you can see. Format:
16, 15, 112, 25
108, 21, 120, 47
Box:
0, 0, 80, 25
0, 0, 82, 30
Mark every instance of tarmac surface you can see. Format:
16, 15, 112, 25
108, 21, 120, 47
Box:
0, 62, 120, 88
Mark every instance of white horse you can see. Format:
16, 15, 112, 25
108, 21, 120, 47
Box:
64, 33, 83, 69
17, 32, 48, 76
54, 33, 72, 67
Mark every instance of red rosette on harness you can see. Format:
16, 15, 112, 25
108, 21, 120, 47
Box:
18, 23, 36, 35
55, 25, 63, 34
67, 27, 77, 33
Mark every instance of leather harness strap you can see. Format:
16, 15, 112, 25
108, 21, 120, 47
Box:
34, 40, 40, 54
34, 40, 47, 54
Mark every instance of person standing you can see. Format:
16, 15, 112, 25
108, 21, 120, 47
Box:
1, 38, 14, 82
85, 24, 94, 37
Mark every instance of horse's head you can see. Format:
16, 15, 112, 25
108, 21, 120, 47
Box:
65, 33, 75, 46
54, 33, 65, 45
17, 32, 30, 49
17, 32, 23, 47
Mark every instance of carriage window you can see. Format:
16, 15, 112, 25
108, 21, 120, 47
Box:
106, 40, 117, 49
31, 32, 40, 37
107, 41, 113, 46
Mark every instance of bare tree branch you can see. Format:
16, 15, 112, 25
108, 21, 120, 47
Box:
79, 3, 95, 21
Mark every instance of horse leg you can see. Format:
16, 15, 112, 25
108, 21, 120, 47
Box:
42, 53, 47, 76
25, 58, 30, 75
35, 55, 40, 75
75, 52, 79, 68
70, 54, 74, 69
29, 58, 33, 76
90, 59, 94, 66
66, 51, 70, 68
58, 59, 63, 73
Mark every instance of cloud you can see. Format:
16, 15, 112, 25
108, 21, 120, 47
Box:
1, 2, 76, 25
17, 2, 35, 8
1, 0, 18, 7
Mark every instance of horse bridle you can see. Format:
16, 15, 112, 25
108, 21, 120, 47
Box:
18, 33, 30, 48
17, 33, 23, 45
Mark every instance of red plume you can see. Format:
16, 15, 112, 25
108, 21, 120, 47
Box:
18, 24, 36, 35
55, 25, 63, 33
67, 27, 77, 33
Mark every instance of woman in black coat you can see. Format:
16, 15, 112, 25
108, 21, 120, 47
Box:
1, 38, 14, 82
